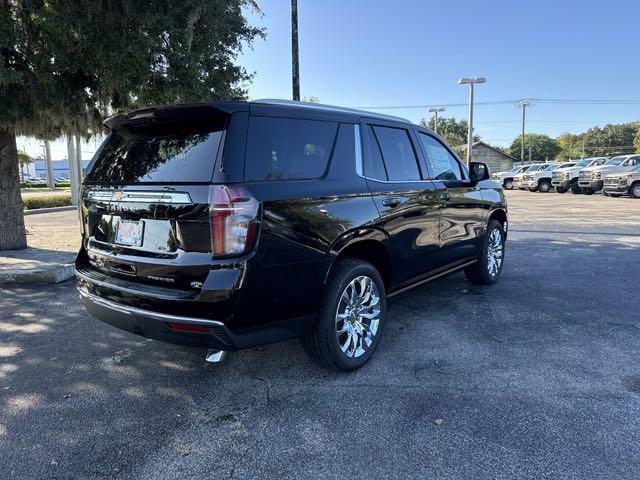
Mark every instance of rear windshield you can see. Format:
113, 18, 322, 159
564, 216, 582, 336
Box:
244, 117, 338, 181
85, 129, 223, 183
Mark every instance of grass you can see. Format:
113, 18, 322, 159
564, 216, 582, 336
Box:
21, 189, 72, 210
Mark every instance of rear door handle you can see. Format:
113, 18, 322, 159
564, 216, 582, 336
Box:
382, 198, 401, 208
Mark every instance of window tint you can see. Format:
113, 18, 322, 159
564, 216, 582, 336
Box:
371, 126, 420, 181
86, 130, 222, 183
418, 133, 463, 181
245, 117, 337, 181
364, 126, 388, 180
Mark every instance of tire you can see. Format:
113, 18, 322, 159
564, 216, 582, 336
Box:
528, 187, 538, 192
538, 180, 551, 193
584, 189, 594, 195
465, 219, 506, 285
630, 182, 640, 199
570, 182, 581, 194
503, 179, 513, 190
303, 259, 387, 371
556, 187, 567, 194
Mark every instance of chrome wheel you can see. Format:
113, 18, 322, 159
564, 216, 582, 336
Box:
632, 184, 640, 198
487, 228, 504, 277
335, 275, 381, 358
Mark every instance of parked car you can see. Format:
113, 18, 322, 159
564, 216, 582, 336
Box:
513, 163, 543, 189
522, 162, 563, 192
26, 177, 48, 186
492, 165, 526, 190
603, 164, 640, 198
578, 155, 640, 194
551, 157, 608, 193
75, 100, 508, 371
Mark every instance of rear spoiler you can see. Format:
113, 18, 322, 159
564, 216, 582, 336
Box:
103, 101, 249, 132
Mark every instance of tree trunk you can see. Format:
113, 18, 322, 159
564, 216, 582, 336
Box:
0, 127, 27, 250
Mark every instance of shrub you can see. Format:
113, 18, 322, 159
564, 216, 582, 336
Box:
22, 192, 72, 210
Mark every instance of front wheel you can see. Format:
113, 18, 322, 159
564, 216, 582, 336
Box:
629, 183, 640, 199
503, 179, 513, 190
303, 259, 387, 371
538, 180, 551, 193
465, 219, 506, 285
570, 182, 581, 194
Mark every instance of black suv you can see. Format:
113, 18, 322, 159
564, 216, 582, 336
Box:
76, 100, 508, 371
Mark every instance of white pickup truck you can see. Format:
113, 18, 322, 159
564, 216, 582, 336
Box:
551, 157, 607, 193
578, 155, 640, 194
520, 163, 561, 192
491, 165, 527, 190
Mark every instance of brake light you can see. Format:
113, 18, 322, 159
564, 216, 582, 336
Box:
209, 185, 260, 257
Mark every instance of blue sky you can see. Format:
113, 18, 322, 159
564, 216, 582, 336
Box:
20, 0, 639, 160
239, 0, 640, 147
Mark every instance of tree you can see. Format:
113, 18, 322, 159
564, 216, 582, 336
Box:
556, 132, 585, 160
16, 150, 33, 182
0, 1, 263, 250
580, 122, 640, 157
508, 134, 560, 162
420, 116, 479, 148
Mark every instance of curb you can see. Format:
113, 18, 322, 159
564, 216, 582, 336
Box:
24, 206, 76, 216
0, 263, 75, 284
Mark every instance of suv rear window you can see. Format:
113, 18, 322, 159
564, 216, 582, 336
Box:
244, 117, 338, 181
85, 129, 223, 183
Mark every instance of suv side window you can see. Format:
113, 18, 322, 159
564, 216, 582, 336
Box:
370, 125, 421, 181
418, 133, 463, 181
364, 125, 388, 180
245, 117, 338, 181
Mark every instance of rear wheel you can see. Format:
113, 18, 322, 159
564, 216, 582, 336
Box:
630, 182, 640, 199
303, 259, 386, 371
503, 179, 513, 190
465, 219, 505, 285
538, 180, 551, 193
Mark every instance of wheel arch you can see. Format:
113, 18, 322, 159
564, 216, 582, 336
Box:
327, 228, 392, 288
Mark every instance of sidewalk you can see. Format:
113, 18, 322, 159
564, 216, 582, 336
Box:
0, 210, 80, 284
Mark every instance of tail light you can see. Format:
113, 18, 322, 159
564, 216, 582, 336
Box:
209, 185, 260, 257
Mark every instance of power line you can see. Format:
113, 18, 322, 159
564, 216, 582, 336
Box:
356, 98, 640, 110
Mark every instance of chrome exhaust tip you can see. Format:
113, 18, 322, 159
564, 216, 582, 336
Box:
205, 350, 226, 363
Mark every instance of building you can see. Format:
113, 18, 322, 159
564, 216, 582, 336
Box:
459, 141, 517, 173
25, 158, 91, 179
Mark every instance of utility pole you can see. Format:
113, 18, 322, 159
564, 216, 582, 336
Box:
457, 77, 486, 166
519, 99, 531, 164
428, 107, 445, 134
75, 136, 83, 182
44, 140, 54, 188
528, 143, 532, 163
291, 0, 300, 101
67, 136, 80, 206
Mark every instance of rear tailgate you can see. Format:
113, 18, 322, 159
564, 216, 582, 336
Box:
78, 104, 231, 291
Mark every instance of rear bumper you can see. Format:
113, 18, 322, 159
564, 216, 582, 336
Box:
79, 287, 315, 351
79, 289, 236, 349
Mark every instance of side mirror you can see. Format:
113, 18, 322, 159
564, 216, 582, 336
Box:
469, 162, 490, 182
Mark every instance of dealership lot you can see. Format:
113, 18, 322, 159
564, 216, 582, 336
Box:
1, 191, 639, 479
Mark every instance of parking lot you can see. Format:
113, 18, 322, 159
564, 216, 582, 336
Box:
1, 190, 639, 479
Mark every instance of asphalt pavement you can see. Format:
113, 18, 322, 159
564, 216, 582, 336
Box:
1, 190, 639, 479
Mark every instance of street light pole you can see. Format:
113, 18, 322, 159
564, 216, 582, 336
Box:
519, 99, 531, 164
428, 107, 445, 134
457, 77, 486, 167
291, 0, 300, 101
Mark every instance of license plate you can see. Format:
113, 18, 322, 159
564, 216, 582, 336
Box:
115, 220, 144, 247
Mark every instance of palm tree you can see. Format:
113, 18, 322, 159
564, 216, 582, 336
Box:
17, 151, 33, 183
